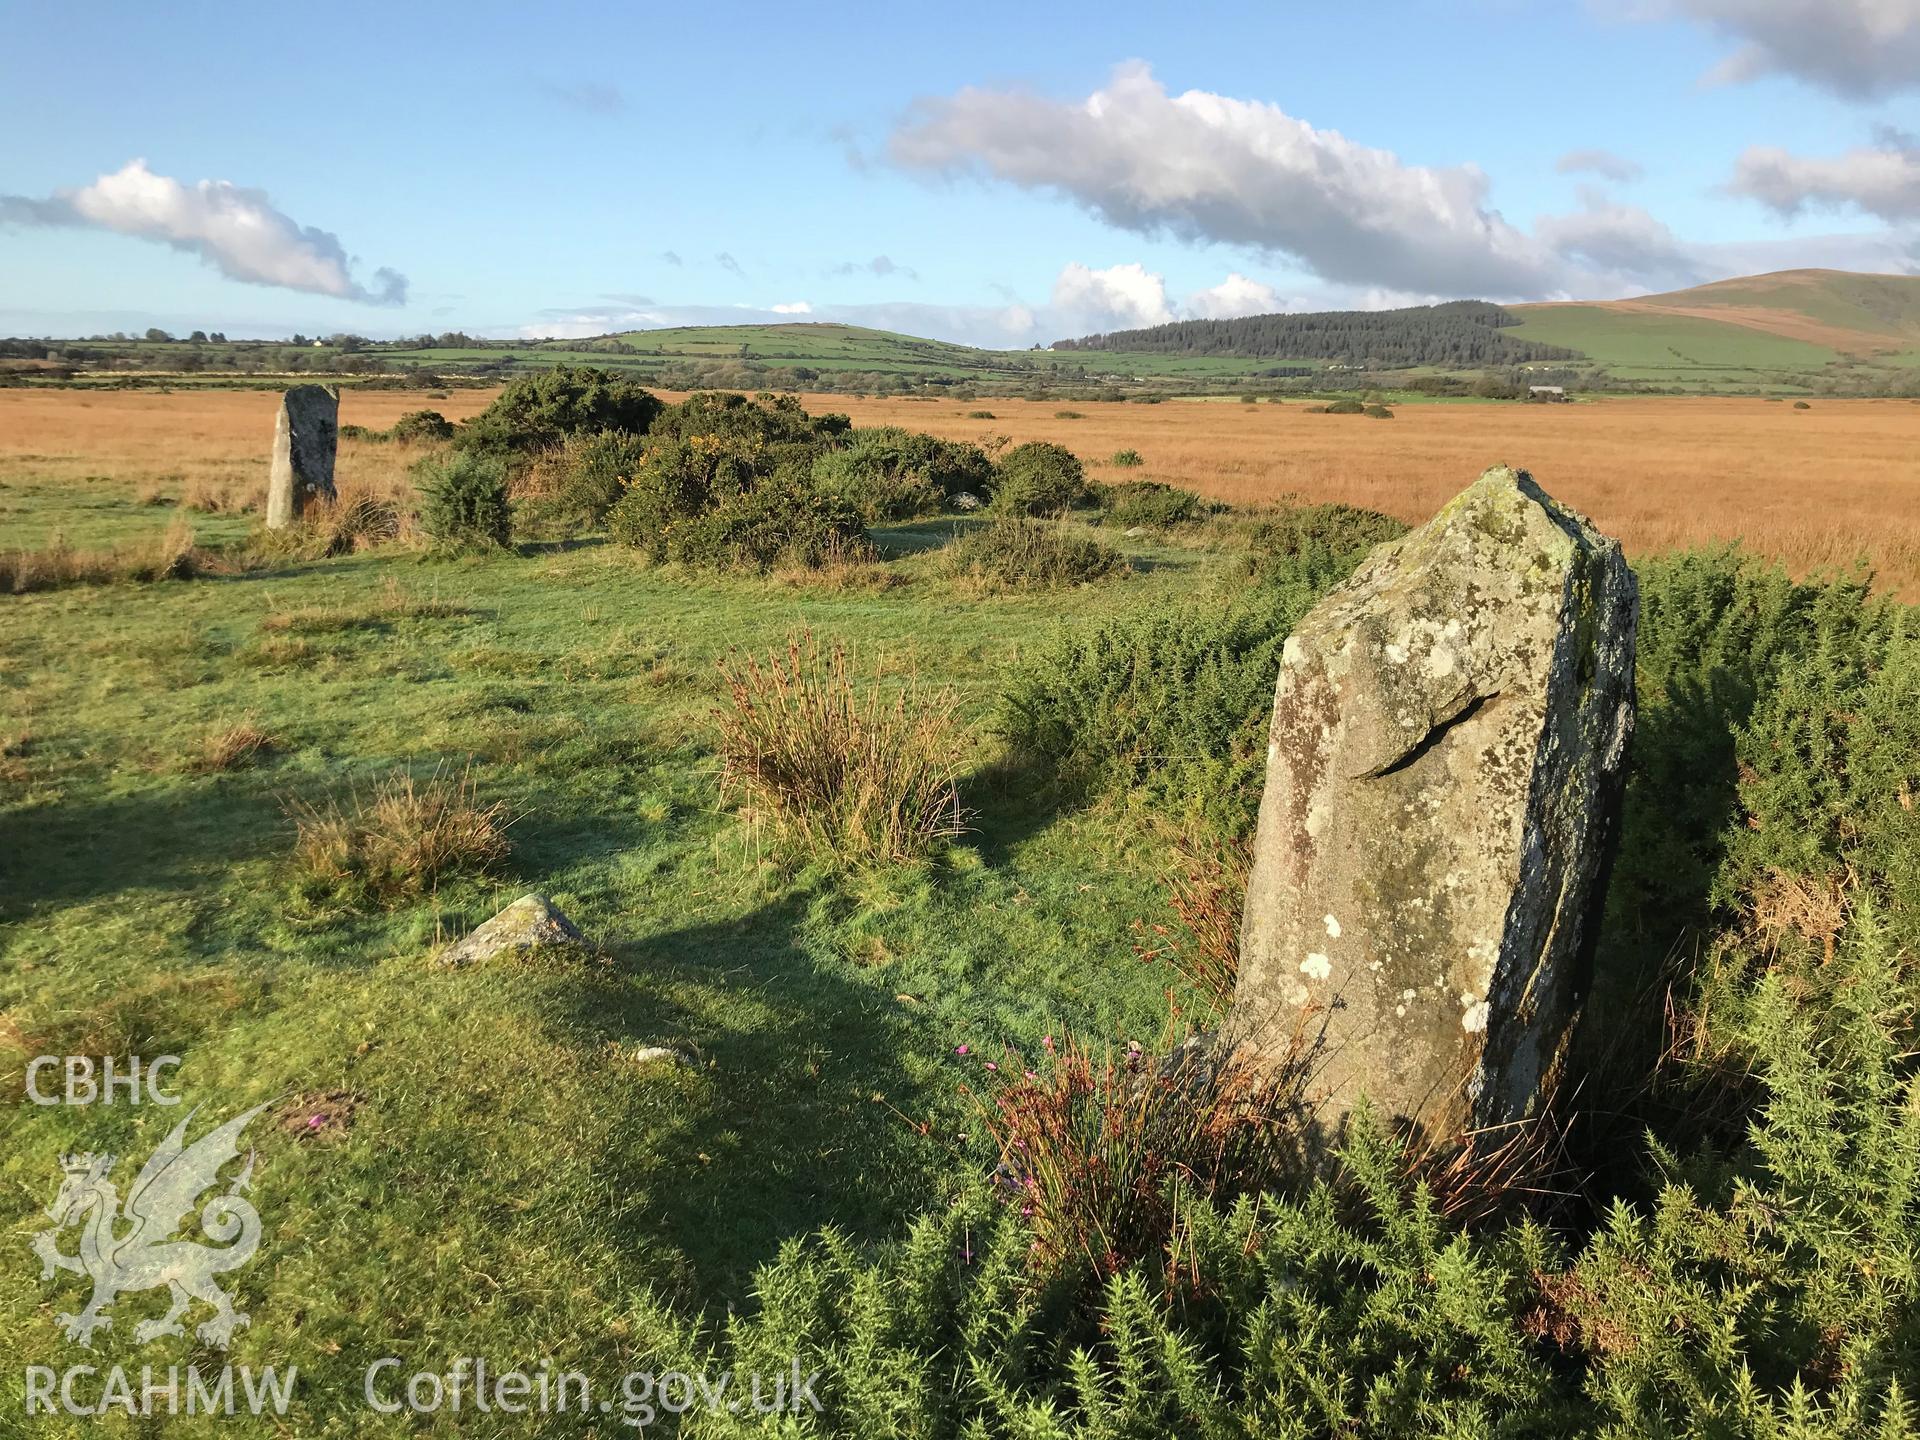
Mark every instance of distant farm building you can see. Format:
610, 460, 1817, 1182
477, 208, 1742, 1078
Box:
1528, 385, 1568, 401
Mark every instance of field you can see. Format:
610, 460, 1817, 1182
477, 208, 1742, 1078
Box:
7, 386, 1918, 592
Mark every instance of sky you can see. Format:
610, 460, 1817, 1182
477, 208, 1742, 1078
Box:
1, 1, 1916, 348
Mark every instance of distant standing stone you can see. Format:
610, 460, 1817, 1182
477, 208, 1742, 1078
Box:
437, 893, 586, 967
265, 385, 339, 529
1223, 465, 1637, 1143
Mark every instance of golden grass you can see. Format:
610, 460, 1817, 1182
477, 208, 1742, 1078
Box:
4, 387, 1917, 592
1, 514, 202, 593
0, 387, 494, 520
806, 393, 1920, 595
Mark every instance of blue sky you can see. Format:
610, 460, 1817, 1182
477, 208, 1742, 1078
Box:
2, 1, 1915, 346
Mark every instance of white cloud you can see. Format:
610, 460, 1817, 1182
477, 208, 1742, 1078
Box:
1556, 148, 1644, 183
1186, 272, 1285, 319
890, 62, 1565, 298
1050, 261, 1175, 329
1534, 191, 1707, 289
1613, 0, 1920, 98
0, 159, 406, 305
515, 262, 1295, 348
1729, 133, 1920, 221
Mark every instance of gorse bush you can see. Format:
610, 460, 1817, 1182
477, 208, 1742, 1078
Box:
811, 425, 994, 521
1000, 547, 1351, 838
388, 408, 455, 444
605, 392, 866, 570
993, 441, 1089, 516
1723, 607, 1920, 940
550, 428, 648, 528
415, 451, 512, 548
1108, 448, 1144, 467
943, 517, 1126, 592
1243, 501, 1409, 579
713, 633, 969, 865
1092, 479, 1212, 528
629, 1124, 1585, 1437
456, 366, 661, 460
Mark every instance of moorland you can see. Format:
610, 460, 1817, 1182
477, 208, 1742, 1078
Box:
2, 368, 1917, 1436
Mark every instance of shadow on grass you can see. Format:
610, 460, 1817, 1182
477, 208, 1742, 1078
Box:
0, 781, 290, 923
961, 751, 1093, 874
550, 894, 947, 1308
868, 518, 984, 559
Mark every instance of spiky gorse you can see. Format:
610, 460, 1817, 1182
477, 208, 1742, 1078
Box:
713, 631, 969, 865
623, 550, 1920, 1437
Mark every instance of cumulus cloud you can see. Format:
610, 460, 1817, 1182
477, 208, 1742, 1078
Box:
1186, 272, 1285, 319
1050, 261, 1175, 329
715, 251, 746, 278
1556, 148, 1644, 183
661, 250, 683, 266
0, 158, 407, 305
1616, 0, 1920, 99
890, 62, 1567, 298
516, 262, 1300, 348
1729, 131, 1920, 221
1534, 189, 1708, 289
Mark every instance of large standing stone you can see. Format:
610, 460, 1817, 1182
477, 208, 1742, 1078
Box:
1222, 466, 1636, 1142
265, 385, 339, 528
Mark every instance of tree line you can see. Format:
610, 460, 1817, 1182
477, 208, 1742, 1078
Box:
1053, 300, 1583, 367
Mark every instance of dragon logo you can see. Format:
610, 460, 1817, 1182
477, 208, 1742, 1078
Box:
31, 1103, 268, 1349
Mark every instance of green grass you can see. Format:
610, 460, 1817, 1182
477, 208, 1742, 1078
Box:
0, 471, 258, 549
1503, 305, 1838, 375
0, 486, 1220, 1431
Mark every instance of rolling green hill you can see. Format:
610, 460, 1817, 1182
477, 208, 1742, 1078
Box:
1505, 269, 1920, 387
11, 271, 1920, 396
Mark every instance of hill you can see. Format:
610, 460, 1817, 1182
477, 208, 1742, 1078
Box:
10, 272, 1919, 397
1042, 269, 1920, 392
1504, 269, 1920, 385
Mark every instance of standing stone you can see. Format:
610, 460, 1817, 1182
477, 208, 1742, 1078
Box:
265, 385, 339, 528
1223, 466, 1636, 1143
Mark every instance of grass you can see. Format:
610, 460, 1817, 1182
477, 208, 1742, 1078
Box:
1503, 304, 1838, 373
4, 387, 1917, 1432
713, 632, 969, 864
9, 387, 1920, 591
0, 491, 1199, 1431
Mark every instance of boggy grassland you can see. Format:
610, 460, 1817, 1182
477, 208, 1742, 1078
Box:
4, 387, 1919, 589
